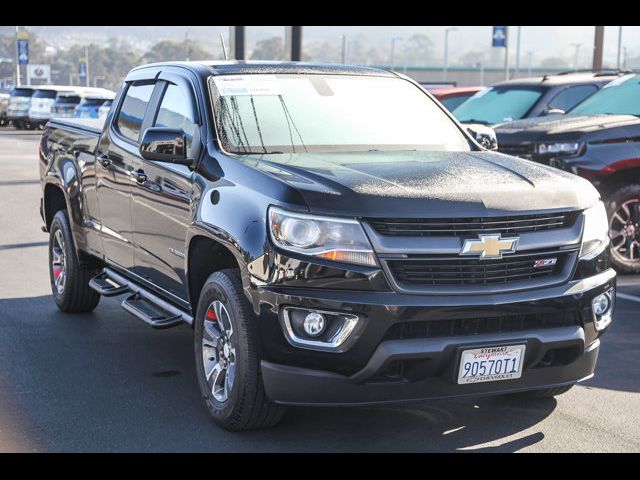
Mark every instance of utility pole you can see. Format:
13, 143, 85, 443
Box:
570, 43, 582, 71
234, 26, 245, 60
504, 26, 510, 81
617, 26, 623, 70
290, 26, 303, 61
85, 45, 90, 87
15, 26, 20, 87
444, 28, 457, 81
390, 37, 402, 71
515, 26, 521, 77
593, 26, 604, 72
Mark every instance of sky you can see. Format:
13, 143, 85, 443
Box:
2, 26, 637, 68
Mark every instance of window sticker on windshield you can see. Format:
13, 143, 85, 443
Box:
213, 75, 283, 96
602, 73, 635, 89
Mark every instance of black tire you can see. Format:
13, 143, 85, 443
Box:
194, 269, 284, 431
48, 210, 101, 313
515, 385, 574, 399
605, 184, 640, 273
12, 120, 24, 130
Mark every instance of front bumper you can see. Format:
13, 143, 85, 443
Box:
255, 268, 615, 406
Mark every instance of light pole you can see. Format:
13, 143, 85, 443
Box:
443, 27, 457, 82
15, 26, 20, 87
390, 36, 402, 71
515, 26, 522, 77
341, 34, 347, 64
617, 26, 623, 70
570, 43, 582, 71
527, 51, 533, 77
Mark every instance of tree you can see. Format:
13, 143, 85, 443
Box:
143, 39, 212, 64
540, 57, 568, 69
250, 37, 286, 60
402, 34, 434, 67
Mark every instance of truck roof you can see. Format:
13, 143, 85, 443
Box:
130, 60, 396, 78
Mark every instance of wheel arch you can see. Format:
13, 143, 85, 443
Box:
186, 229, 247, 320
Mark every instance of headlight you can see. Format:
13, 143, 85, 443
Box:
537, 142, 582, 155
268, 206, 377, 267
580, 201, 609, 259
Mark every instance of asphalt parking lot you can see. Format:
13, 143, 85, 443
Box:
0, 126, 639, 452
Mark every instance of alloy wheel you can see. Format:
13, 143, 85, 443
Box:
51, 229, 67, 294
201, 300, 236, 403
610, 198, 640, 261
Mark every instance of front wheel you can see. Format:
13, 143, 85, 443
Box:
606, 184, 640, 273
194, 269, 284, 431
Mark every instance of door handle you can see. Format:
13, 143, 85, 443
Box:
97, 155, 112, 169
131, 169, 148, 185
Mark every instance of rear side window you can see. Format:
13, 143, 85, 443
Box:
33, 90, 58, 99
116, 83, 155, 142
154, 83, 197, 156
548, 85, 598, 112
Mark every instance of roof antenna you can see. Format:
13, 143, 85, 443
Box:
220, 33, 229, 60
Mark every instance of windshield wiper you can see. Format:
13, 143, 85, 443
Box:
460, 119, 491, 125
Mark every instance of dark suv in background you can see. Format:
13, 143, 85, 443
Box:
494, 73, 640, 273
453, 71, 626, 126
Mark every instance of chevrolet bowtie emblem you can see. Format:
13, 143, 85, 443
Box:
460, 234, 519, 259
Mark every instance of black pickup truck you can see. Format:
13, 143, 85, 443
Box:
39, 61, 615, 431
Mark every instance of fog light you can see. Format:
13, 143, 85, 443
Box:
592, 294, 609, 316
592, 289, 614, 331
303, 312, 326, 337
281, 307, 361, 352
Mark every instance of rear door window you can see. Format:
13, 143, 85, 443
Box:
115, 83, 155, 142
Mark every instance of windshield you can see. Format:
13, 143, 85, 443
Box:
10, 88, 33, 97
33, 90, 58, 99
569, 74, 640, 116
453, 86, 546, 124
210, 74, 471, 154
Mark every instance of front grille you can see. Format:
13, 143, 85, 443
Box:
383, 311, 580, 341
499, 143, 536, 158
387, 248, 573, 287
368, 211, 577, 237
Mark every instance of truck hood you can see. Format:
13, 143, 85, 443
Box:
495, 114, 640, 143
236, 150, 598, 217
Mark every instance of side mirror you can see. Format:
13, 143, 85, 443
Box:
543, 107, 566, 116
139, 127, 190, 164
467, 124, 498, 151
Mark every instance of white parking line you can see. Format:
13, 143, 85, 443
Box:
616, 292, 640, 304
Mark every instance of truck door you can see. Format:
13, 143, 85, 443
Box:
130, 78, 199, 300
95, 81, 156, 271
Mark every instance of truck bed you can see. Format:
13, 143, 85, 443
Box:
48, 117, 105, 136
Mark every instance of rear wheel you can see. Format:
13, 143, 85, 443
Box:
48, 210, 101, 312
12, 120, 24, 130
194, 269, 284, 431
606, 184, 640, 273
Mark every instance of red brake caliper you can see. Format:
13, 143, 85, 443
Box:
206, 308, 217, 320
53, 266, 62, 280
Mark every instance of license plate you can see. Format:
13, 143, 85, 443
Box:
457, 344, 525, 384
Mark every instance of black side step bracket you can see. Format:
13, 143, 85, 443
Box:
89, 272, 129, 297
121, 293, 183, 330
